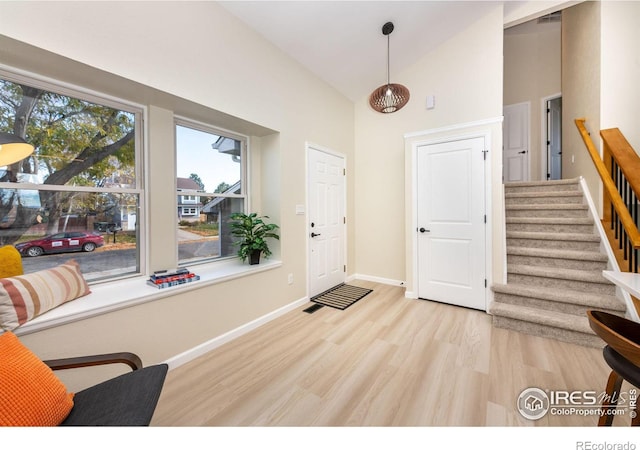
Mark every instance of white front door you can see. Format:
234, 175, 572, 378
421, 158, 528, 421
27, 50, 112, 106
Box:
308, 146, 346, 297
417, 137, 486, 310
503, 102, 530, 182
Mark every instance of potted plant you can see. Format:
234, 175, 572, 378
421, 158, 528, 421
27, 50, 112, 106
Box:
229, 212, 280, 265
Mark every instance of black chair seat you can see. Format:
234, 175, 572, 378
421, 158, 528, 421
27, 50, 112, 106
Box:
60, 363, 168, 426
603, 346, 640, 389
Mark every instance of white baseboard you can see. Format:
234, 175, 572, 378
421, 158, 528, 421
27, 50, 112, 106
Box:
162, 295, 309, 370
351, 273, 405, 287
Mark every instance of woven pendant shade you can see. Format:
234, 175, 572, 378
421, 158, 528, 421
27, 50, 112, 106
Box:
369, 22, 410, 114
369, 83, 410, 114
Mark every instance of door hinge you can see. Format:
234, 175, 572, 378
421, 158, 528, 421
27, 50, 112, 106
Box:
484, 279, 487, 288
344, 265, 346, 272
343, 217, 346, 224
482, 149, 489, 160
343, 168, 346, 176
484, 214, 487, 224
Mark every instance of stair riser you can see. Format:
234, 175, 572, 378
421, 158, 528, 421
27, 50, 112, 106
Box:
505, 184, 580, 194
507, 254, 607, 271
507, 238, 600, 251
505, 208, 589, 219
493, 292, 622, 316
506, 223, 595, 233
507, 273, 615, 295
492, 316, 604, 348
505, 196, 584, 205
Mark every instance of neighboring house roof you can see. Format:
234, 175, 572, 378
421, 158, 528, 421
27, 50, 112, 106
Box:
177, 177, 202, 191
201, 181, 241, 213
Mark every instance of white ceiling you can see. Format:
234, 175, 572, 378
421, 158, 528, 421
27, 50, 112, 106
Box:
219, 1, 574, 102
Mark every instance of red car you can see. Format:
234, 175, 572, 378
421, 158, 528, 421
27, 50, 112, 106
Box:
15, 231, 105, 257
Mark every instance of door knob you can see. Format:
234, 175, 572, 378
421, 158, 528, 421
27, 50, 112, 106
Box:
311, 232, 321, 237
518, 151, 526, 154
419, 227, 430, 233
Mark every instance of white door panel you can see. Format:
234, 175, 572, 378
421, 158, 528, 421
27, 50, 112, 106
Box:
503, 102, 529, 182
417, 137, 486, 310
308, 147, 345, 296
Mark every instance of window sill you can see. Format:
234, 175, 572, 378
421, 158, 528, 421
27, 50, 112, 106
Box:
15, 258, 282, 336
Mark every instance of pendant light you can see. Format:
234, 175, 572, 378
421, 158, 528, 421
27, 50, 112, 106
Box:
0, 132, 34, 167
369, 21, 410, 114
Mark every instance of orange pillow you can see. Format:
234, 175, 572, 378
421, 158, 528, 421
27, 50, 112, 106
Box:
0, 331, 74, 426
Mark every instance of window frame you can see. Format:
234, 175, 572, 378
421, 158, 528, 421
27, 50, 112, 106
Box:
0, 66, 147, 282
174, 116, 249, 266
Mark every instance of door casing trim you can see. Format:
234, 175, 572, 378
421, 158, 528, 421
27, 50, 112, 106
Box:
404, 117, 501, 311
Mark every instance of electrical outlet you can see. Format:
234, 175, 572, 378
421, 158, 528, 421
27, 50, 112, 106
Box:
288, 273, 294, 285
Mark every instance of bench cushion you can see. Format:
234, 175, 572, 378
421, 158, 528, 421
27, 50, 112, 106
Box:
60, 363, 168, 426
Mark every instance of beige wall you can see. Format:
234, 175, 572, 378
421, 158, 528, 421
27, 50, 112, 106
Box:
562, 1, 640, 216
562, 1, 602, 209
504, 20, 562, 181
354, 7, 504, 287
601, 1, 640, 152
0, 1, 355, 390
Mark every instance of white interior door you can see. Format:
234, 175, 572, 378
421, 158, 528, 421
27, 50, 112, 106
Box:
503, 102, 530, 182
417, 137, 486, 310
308, 146, 346, 297
547, 97, 562, 180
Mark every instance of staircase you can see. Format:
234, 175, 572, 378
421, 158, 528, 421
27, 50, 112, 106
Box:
489, 178, 627, 347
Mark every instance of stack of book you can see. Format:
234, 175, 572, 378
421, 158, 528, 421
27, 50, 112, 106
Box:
147, 268, 200, 289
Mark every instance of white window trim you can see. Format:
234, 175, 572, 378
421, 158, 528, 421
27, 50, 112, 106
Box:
0, 66, 147, 280
14, 258, 282, 336
174, 117, 249, 265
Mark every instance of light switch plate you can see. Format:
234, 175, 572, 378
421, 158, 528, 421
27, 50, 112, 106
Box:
426, 95, 435, 110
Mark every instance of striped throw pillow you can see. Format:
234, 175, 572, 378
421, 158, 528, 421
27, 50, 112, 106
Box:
0, 260, 90, 332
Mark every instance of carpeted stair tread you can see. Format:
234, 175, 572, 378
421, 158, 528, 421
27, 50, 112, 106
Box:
507, 246, 608, 262
506, 230, 600, 242
489, 302, 595, 335
506, 217, 594, 225
508, 264, 611, 284
505, 203, 588, 211
504, 178, 580, 188
505, 191, 583, 199
491, 283, 625, 311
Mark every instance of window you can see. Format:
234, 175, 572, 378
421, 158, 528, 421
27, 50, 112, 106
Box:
176, 120, 246, 265
0, 73, 142, 282
181, 207, 197, 216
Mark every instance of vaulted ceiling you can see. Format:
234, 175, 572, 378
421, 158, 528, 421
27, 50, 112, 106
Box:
219, 1, 577, 101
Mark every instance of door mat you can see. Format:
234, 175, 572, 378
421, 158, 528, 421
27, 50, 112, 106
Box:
310, 283, 373, 310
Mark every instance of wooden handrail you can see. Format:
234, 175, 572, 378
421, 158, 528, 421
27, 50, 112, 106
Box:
574, 118, 640, 248
601, 127, 640, 196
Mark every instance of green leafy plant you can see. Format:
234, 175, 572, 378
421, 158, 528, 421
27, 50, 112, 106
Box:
229, 212, 280, 263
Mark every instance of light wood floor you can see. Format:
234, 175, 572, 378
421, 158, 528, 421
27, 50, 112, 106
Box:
151, 281, 632, 426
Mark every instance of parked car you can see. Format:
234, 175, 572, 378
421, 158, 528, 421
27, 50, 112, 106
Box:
15, 231, 105, 257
